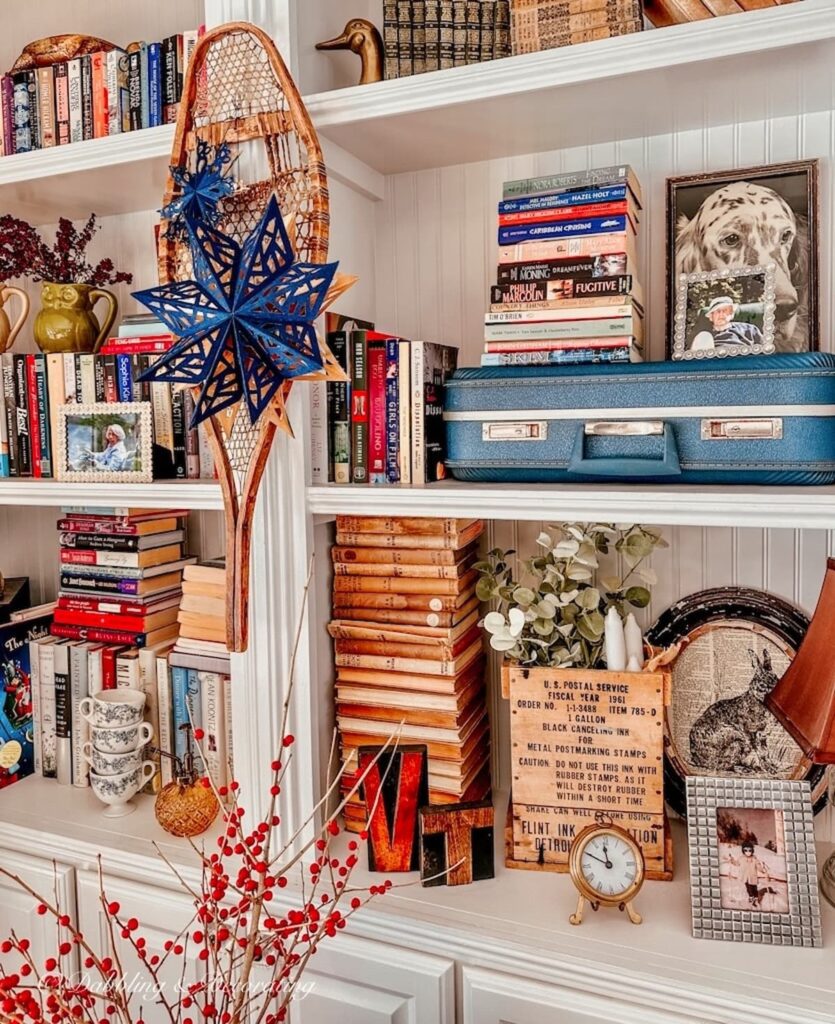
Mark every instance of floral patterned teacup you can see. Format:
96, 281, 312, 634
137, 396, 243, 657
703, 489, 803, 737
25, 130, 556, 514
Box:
80, 690, 146, 728
90, 761, 156, 818
89, 721, 154, 755
82, 741, 146, 777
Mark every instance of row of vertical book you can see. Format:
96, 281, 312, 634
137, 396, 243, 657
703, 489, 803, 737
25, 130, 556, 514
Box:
16, 508, 233, 794
0, 343, 215, 479
311, 316, 458, 486
328, 515, 491, 833
510, 0, 644, 55
484, 163, 645, 366
383, 1, 511, 79
0, 29, 204, 156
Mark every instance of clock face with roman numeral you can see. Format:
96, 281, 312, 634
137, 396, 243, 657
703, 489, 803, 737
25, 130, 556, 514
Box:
575, 828, 644, 902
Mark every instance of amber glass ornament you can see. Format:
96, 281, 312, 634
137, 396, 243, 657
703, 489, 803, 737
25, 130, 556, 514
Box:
155, 778, 220, 838
153, 725, 220, 838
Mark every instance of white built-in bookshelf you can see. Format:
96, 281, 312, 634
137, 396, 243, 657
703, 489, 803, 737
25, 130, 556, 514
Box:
1, 2, 835, 1022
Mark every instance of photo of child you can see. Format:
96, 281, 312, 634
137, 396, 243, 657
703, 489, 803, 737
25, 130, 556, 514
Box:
717, 806, 789, 914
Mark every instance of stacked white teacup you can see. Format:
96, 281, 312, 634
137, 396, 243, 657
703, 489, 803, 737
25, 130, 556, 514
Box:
80, 691, 156, 818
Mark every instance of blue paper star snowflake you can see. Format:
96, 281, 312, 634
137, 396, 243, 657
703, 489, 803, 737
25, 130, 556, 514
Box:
134, 192, 338, 428
161, 140, 236, 241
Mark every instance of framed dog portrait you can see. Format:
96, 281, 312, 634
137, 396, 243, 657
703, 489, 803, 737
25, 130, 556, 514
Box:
56, 403, 153, 483
686, 777, 821, 947
673, 265, 777, 360
667, 160, 819, 356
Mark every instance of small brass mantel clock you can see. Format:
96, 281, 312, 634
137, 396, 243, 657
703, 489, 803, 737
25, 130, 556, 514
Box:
568, 813, 645, 926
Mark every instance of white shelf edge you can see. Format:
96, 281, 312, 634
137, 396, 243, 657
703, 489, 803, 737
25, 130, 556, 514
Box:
307, 483, 835, 531
0, 124, 175, 188
0, 479, 224, 511
304, 1, 835, 129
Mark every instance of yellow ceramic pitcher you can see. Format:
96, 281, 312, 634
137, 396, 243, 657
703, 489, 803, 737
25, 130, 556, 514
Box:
0, 286, 30, 353
33, 282, 118, 354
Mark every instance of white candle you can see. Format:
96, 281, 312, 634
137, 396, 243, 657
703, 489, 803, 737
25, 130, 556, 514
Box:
624, 614, 644, 670
626, 655, 642, 673
604, 607, 626, 671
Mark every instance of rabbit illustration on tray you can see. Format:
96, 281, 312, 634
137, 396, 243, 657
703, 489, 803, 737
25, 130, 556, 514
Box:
689, 648, 780, 775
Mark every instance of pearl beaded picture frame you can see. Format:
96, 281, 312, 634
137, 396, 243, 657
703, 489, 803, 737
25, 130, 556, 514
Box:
686, 776, 821, 947
55, 402, 153, 483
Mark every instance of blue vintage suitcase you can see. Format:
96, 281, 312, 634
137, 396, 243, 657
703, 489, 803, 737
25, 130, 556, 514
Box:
444, 354, 835, 485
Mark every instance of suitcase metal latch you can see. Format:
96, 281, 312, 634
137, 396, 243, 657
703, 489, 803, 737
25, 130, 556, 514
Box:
483, 421, 548, 441
701, 418, 783, 440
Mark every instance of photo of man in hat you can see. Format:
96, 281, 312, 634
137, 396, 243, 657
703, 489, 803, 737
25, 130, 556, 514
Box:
690, 295, 765, 352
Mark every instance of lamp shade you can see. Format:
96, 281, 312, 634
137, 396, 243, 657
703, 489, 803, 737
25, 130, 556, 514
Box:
766, 557, 835, 763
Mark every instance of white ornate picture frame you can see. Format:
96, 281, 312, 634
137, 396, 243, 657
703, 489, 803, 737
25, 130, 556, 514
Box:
56, 402, 153, 483
673, 264, 777, 361
686, 776, 821, 947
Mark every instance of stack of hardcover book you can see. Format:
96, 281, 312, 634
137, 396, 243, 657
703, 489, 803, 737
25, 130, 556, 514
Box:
484, 164, 645, 367
51, 508, 193, 648
511, 0, 643, 54
312, 317, 458, 486
383, 1, 511, 79
0, 322, 215, 480
328, 515, 490, 833
163, 558, 231, 791
0, 29, 204, 156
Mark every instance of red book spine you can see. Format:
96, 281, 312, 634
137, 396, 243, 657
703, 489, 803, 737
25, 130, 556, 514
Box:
57, 518, 142, 534
51, 622, 146, 646
53, 609, 149, 631
100, 337, 174, 354
102, 646, 118, 689
60, 550, 100, 565
368, 343, 387, 485
26, 355, 42, 478
498, 200, 630, 227
57, 595, 146, 616
91, 53, 108, 138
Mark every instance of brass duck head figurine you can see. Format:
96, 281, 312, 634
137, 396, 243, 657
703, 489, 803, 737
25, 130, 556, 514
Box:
316, 18, 385, 86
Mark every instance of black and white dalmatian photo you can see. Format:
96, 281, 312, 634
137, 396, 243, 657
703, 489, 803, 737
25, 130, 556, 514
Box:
667, 161, 818, 356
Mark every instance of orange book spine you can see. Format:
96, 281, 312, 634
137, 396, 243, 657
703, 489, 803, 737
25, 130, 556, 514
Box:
332, 545, 472, 566
91, 52, 109, 137
332, 561, 471, 579
333, 570, 477, 596
336, 516, 477, 536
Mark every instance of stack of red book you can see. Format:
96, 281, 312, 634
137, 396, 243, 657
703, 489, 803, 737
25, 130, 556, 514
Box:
51, 507, 195, 649
328, 515, 491, 833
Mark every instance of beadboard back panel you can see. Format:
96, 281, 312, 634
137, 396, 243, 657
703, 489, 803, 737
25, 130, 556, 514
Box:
373, 112, 835, 838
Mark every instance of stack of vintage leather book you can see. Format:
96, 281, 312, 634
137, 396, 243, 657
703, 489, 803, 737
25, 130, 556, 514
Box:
328, 515, 491, 832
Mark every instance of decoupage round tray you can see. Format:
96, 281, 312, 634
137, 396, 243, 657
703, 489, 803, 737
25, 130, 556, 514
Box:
646, 587, 827, 819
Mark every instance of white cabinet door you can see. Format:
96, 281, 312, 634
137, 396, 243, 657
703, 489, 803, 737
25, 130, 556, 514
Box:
290, 932, 454, 1024
462, 966, 697, 1024
0, 848, 78, 978
76, 870, 197, 1024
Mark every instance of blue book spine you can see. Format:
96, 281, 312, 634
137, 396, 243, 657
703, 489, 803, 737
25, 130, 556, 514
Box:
11, 74, 32, 153
499, 184, 628, 215
384, 339, 399, 484
59, 572, 140, 595
481, 348, 630, 367
139, 43, 150, 130
498, 215, 630, 246
148, 43, 162, 127
115, 355, 134, 401
171, 666, 190, 763
186, 670, 205, 773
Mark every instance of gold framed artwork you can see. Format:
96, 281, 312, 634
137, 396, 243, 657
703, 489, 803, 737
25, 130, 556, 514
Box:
667, 159, 820, 357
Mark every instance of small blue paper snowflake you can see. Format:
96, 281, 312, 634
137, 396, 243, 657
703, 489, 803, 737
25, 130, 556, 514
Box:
134, 193, 338, 428
161, 140, 236, 241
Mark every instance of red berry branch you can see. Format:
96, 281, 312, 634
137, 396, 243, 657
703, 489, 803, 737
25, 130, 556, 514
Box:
0, 567, 394, 1024
0, 215, 132, 287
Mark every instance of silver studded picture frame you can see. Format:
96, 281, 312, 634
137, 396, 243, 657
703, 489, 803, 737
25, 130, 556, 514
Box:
673, 265, 777, 361
686, 777, 821, 947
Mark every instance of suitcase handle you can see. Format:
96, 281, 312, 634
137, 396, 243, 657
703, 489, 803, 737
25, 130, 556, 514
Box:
569, 422, 682, 478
